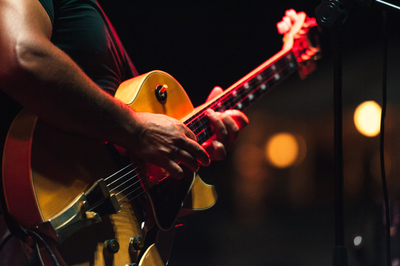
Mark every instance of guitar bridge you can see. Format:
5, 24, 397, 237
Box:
34, 179, 121, 243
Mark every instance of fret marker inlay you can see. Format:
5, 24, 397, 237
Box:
261, 84, 267, 90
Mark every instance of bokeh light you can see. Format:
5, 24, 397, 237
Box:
353, 235, 363, 247
266, 132, 299, 168
354, 101, 381, 137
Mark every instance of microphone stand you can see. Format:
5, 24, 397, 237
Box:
368, 0, 400, 11
315, 2, 354, 265
331, 27, 347, 266
315, 1, 400, 266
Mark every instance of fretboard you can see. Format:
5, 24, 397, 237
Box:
184, 50, 297, 145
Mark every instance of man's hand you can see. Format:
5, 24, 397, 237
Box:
124, 85, 248, 180
126, 112, 210, 180
202, 86, 249, 161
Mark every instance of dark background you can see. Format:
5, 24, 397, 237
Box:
98, 1, 400, 265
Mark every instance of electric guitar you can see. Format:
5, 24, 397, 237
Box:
2, 10, 320, 266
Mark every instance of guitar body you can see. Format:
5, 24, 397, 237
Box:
2, 71, 217, 266
2, 10, 320, 265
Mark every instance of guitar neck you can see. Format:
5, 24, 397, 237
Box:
184, 50, 297, 145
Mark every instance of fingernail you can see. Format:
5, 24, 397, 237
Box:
206, 109, 214, 116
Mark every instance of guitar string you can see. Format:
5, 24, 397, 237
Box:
118, 186, 145, 202
99, 53, 295, 208
106, 168, 137, 189
105, 165, 147, 207
103, 105, 221, 190
119, 191, 146, 208
189, 54, 292, 124
186, 57, 293, 137
108, 122, 220, 208
114, 180, 143, 197
107, 169, 139, 193
103, 163, 135, 182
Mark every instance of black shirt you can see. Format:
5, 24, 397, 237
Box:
0, 0, 138, 200
40, 0, 138, 94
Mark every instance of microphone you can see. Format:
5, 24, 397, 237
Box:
315, 0, 400, 27
315, 0, 354, 27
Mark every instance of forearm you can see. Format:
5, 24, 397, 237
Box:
0, 39, 140, 149
0, 0, 213, 181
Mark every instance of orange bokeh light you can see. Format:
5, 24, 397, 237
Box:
266, 133, 299, 168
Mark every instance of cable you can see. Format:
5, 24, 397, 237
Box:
0, 233, 13, 254
25, 230, 60, 266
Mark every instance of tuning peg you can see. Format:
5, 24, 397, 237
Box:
277, 20, 289, 35
305, 17, 318, 28
283, 16, 292, 27
285, 9, 298, 22
277, 9, 300, 35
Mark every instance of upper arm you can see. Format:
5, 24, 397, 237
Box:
0, 0, 52, 38
0, 0, 53, 77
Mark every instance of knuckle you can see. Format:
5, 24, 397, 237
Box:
174, 135, 187, 146
232, 124, 240, 134
221, 128, 229, 138
170, 146, 180, 157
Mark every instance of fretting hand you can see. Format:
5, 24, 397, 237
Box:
202, 86, 249, 161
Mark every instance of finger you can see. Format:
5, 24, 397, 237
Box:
225, 109, 249, 130
169, 120, 210, 166
160, 159, 185, 180
172, 148, 201, 173
206, 108, 229, 144
166, 116, 197, 141
202, 139, 226, 161
206, 86, 224, 102
184, 139, 210, 167
219, 113, 240, 150
182, 123, 197, 141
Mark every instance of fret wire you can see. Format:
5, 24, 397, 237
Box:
104, 52, 297, 207
186, 51, 296, 142
221, 56, 292, 110
188, 76, 285, 136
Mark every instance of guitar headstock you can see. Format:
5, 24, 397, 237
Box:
277, 9, 321, 79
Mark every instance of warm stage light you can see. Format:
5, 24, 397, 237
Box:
354, 101, 381, 137
266, 133, 299, 168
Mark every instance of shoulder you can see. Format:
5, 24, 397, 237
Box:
37, 0, 54, 25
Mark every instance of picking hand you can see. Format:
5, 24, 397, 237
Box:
127, 112, 210, 180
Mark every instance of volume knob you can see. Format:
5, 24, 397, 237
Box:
104, 239, 120, 254
155, 84, 168, 103
129, 236, 144, 251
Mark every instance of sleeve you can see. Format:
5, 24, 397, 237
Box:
37, 0, 54, 25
